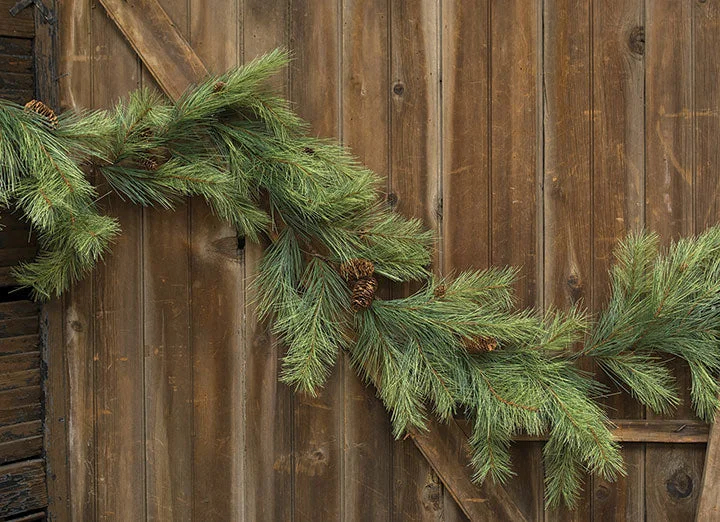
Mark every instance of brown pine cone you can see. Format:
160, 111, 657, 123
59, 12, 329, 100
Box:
462, 336, 498, 353
340, 258, 375, 283
213, 81, 227, 93
351, 276, 378, 311
433, 284, 446, 298
24, 99, 58, 129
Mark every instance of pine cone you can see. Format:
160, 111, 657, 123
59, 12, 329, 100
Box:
351, 276, 378, 311
434, 284, 446, 298
24, 99, 58, 129
340, 258, 375, 283
213, 81, 227, 93
139, 156, 160, 171
462, 336, 498, 353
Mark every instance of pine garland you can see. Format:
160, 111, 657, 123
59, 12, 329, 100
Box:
1, 49, 719, 508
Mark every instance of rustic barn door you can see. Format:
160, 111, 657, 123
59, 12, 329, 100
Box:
11, 0, 720, 520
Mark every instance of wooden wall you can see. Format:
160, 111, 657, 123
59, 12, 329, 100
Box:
45, 0, 720, 520
0, 1, 47, 519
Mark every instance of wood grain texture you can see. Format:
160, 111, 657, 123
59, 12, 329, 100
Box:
189, 1, 244, 519
341, 0, 393, 519
97, 0, 207, 97
242, 2, 293, 521
413, 418, 527, 521
589, 1, 646, 520
141, 0, 192, 519
289, 2, 344, 520
695, 2, 720, 521
644, 2, 704, 521
91, 4, 144, 520
0, 0, 34, 38
389, 1, 464, 521
0, 459, 47, 518
56, 0, 97, 518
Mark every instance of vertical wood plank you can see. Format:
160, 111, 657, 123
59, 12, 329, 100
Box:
341, 0, 393, 520
695, 1, 720, 520
441, 0, 490, 273
288, 2, 344, 520
242, 2, 293, 521
91, 4, 145, 520
490, 0, 540, 308
543, 1, 593, 520
591, 0, 645, 520
390, 1, 465, 521
36, 2, 71, 519
188, 0, 245, 520
56, 1, 96, 519
141, 0, 192, 520
644, 2, 704, 521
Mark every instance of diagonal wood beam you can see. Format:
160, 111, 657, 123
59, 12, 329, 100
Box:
97, 0, 208, 99
95, 2, 527, 519
410, 418, 528, 521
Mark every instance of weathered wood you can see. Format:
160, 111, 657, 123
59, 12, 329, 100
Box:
644, 2, 704, 521
695, 2, 720, 521
588, 1, 646, 520
389, 1, 465, 520
97, 0, 207, 97
288, 2, 343, 520
0, 301, 39, 320
5, 510, 47, 521
411, 418, 528, 522
0, 435, 42, 465
242, 3, 293, 521
0, 403, 41, 428
0, 459, 47, 518
90, 4, 145, 521
189, 2, 245, 520
0, 317, 38, 338
140, 0, 192, 519
0, 0, 34, 38
0, 335, 38, 356
542, 2, 593, 515
0, 353, 41, 374
341, 0, 393, 519
0, 370, 40, 392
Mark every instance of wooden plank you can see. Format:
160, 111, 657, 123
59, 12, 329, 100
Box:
141, 0, 192, 519
0, 459, 47, 518
389, 1, 466, 521
0, 335, 38, 356
242, 3, 293, 521
0, 387, 42, 410
0, 317, 38, 338
0, 404, 41, 428
0, 71, 33, 92
97, 0, 207, 98
0, 0, 34, 38
411, 418, 528, 522
644, 2, 704, 521
0, 353, 41, 374
57, 1, 99, 520
189, 1, 244, 520
90, 4, 144, 521
465, 419, 708, 443
6, 510, 47, 521
542, 2, 592, 517
288, 2, 343, 521
589, 0, 646, 520
0, 421, 42, 444
695, 2, 720, 521
0, 370, 41, 392
0, 435, 42, 464
0, 35, 32, 57
341, 0, 393, 519
0, 302, 39, 320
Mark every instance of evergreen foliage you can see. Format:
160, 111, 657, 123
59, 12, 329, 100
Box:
0, 49, 718, 509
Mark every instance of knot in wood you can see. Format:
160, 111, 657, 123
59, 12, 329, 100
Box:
386, 192, 398, 207
392, 82, 405, 96
629, 26, 645, 55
